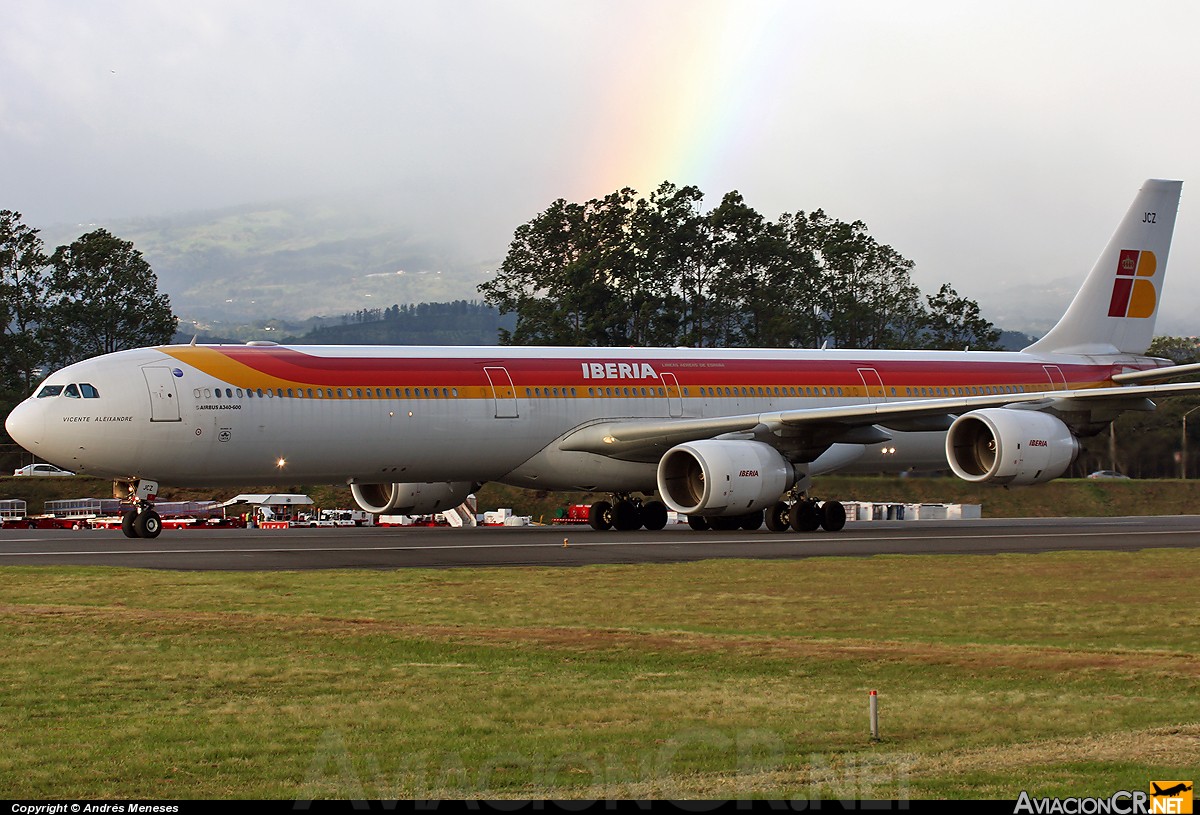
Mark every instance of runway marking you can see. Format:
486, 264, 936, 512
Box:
0, 527, 1197, 558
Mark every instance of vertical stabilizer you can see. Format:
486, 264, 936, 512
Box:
1024, 179, 1182, 355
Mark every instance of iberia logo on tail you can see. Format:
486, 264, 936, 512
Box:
1108, 249, 1158, 318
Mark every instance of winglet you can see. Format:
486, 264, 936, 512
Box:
1025, 179, 1182, 356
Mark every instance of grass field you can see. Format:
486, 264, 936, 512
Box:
1, 549, 1196, 800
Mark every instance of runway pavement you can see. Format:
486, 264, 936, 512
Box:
0, 515, 1198, 570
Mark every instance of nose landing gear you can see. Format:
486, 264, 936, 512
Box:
116, 479, 163, 539
121, 507, 162, 539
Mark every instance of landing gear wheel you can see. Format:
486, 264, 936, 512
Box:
641, 501, 669, 531
789, 500, 821, 532
820, 500, 847, 532
764, 502, 790, 533
134, 509, 162, 539
740, 510, 764, 531
613, 500, 644, 531
588, 501, 613, 531
687, 515, 711, 531
121, 510, 140, 539
710, 516, 742, 531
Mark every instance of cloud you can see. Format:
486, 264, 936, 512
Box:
3, 1, 1200, 334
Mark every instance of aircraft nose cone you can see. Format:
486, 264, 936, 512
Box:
4, 399, 44, 452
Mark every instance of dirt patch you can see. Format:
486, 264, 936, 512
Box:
3, 602, 1197, 679
909, 724, 1200, 776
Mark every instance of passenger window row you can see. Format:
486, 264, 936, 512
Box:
194, 386, 461, 400
903, 385, 1026, 396
188, 383, 1032, 402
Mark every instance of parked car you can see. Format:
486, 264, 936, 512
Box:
1086, 470, 1130, 480
12, 463, 75, 477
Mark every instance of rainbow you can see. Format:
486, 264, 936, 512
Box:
573, 4, 802, 203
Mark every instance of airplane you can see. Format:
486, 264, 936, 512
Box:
1152, 783, 1193, 797
7, 179, 1200, 540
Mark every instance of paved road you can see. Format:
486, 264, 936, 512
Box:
0, 516, 1197, 570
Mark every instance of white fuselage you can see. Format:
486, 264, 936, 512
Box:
5, 342, 1144, 492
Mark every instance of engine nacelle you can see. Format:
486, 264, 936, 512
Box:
351, 481, 475, 515
946, 409, 1079, 486
657, 440, 796, 517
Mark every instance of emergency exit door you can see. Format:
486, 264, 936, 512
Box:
857, 368, 887, 403
483, 366, 519, 418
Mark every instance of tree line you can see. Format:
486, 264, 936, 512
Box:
479, 182, 1001, 350
292, 300, 513, 345
1, 211, 177, 440
335, 300, 506, 327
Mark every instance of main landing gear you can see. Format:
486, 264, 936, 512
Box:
686, 498, 844, 533
762, 497, 846, 533
588, 495, 670, 531
584, 494, 846, 533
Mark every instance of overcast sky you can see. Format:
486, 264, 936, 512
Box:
4, 1, 1200, 334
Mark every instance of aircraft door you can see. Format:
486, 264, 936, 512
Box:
857, 368, 887, 403
483, 366, 519, 418
1042, 365, 1068, 391
661, 372, 683, 417
142, 366, 181, 422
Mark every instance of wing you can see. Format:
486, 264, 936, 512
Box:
559, 379, 1200, 463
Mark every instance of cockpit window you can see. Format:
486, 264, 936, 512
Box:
36, 385, 64, 398
64, 384, 81, 399
80, 383, 100, 398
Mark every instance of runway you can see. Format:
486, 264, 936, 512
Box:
0, 515, 1197, 570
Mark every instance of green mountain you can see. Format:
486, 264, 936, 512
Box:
46, 199, 501, 325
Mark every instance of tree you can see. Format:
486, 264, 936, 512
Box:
1146, 335, 1200, 365
706, 191, 783, 347
479, 191, 645, 346
478, 198, 596, 345
0, 211, 50, 395
772, 210, 830, 348
0, 211, 51, 442
922, 283, 1002, 350
631, 183, 710, 346
46, 229, 177, 364
571, 189, 642, 345
815, 216, 925, 349
480, 182, 994, 352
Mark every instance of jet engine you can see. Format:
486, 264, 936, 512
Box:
350, 481, 475, 515
946, 409, 1079, 486
657, 440, 796, 517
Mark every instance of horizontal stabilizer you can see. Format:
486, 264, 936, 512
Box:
1111, 361, 1200, 384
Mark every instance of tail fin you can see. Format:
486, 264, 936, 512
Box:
1024, 179, 1182, 355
